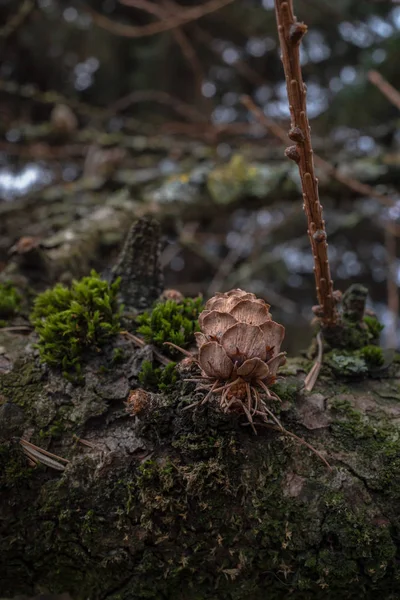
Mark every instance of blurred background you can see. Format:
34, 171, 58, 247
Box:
0, 0, 399, 353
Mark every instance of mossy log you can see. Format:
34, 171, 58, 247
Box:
1, 319, 400, 599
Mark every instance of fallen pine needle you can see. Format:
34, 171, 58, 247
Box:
20, 438, 69, 471
120, 330, 172, 365
304, 332, 324, 392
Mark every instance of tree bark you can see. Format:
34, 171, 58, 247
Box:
1, 318, 400, 599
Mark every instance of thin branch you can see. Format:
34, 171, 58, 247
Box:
81, 0, 235, 38
0, 0, 34, 39
0, 326, 33, 333
384, 226, 399, 349
241, 95, 395, 207
369, 70, 400, 112
0, 79, 141, 131
193, 25, 266, 87
120, 330, 172, 365
161, 0, 206, 101
109, 90, 207, 123
119, 0, 205, 99
274, 0, 338, 327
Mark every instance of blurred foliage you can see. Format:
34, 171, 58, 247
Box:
0, 0, 398, 137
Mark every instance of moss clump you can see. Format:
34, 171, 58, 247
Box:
138, 360, 177, 392
136, 296, 203, 357
363, 315, 384, 343
360, 345, 384, 369
326, 351, 369, 377
30, 271, 122, 375
270, 379, 300, 404
326, 344, 386, 378
0, 282, 21, 324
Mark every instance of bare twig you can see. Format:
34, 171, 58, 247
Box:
369, 70, 400, 112
274, 0, 338, 327
0, 79, 142, 132
241, 95, 395, 207
193, 26, 266, 87
161, 0, 206, 102
120, 330, 172, 365
0, 326, 33, 333
82, 0, 234, 38
384, 227, 399, 349
110, 90, 207, 123
0, 0, 34, 39
73, 434, 97, 448
303, 331, 323, 392
118, 0, 205, 100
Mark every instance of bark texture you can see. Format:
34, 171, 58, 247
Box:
1, 320, 400, 599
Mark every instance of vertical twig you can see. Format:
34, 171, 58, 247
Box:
274, 0, 338, 327
384, 226, 399, 349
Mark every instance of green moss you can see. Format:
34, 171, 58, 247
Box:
326, 345, 386, 378
39, 420, 65, 440
324, 285, 384, 352
0, 442, 34, 490
330, 398, 400, 500
2, 402, 400, 599
363, 315, 384, 342
316, 492, 396, 587
30, 270, 122, 374
360, 345, 384, 369
136, 296, 203, 358
270, 379, 300, 404
0, 358, 44, 410
112, 347, 124, 364
326, 350, 368, 377
0, 282, 21, 323
138, 359, 177, 392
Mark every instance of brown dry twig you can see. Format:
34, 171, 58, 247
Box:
110, 90, 207, 123
369, 70, 400, 112
120, 330, 172, 366
241, 95, 395, 207
0, 326, 33, 333
273, 0, 338, 327
82, 0, 234, 38
118, 0, 205, 100
0, 0, 34, 39
384, 227, 399, 349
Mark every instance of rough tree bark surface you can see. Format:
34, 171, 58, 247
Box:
1, 223, 400, 600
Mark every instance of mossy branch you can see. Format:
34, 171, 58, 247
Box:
274, 0, 339, 328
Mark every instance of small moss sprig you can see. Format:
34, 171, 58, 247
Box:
31, 271, 122, 375
0, 282, 21, 325
136, 297, 203, 358
139, 360, 177, 392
